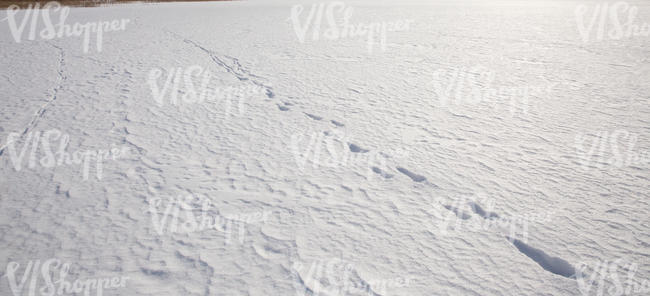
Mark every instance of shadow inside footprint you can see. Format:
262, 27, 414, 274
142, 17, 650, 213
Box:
396, 167, 426, 182
278, 105, 289, 111
444, 205, 472, 220
468, 202, 499, 219
371, 167, 394, 179
349, 144, 369, 153
331, 120, 344, 127
509, 238, 576, 279
304, 113, 322, 120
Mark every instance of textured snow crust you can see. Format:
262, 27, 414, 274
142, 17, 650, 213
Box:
0, 0, 648, 295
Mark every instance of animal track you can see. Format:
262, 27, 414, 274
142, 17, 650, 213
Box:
331, 120, 344, 127
166, 30, 275, 99
349, 143, 369, 153
277, 104, 289, 111
371, 167, 394, 179
440, 197, 576, 280
508, 238, 576, 279
468, 202, 499, 219
304, 113, 322, 121
396, 167, 426, 182
444, 205, 472, 219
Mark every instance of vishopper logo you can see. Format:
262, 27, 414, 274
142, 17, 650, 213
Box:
4, 259, 128, 296
2, 1, 130, 53
289, 129, 404, 180
429, 193, 554, 243
146, 194, 272, 244
289, 1, 414, 53
431, 66, 548, 116
290, 257, 411, 296
575, 258, 649, 296
2, 129, 129, 181
147, 65, 266, 114
575, 2, 650, 43
574, 130, 649, 170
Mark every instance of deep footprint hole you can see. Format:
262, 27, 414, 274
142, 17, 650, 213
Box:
509, 238, 576, 279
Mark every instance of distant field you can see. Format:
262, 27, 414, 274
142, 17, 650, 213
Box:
0, 0, 231, 9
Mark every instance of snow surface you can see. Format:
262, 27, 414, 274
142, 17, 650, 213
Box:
0, 0, 648, 295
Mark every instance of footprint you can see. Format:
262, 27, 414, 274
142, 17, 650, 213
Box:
304, 113, 322, 121
371, 167, 394, 179
349, 143, 369, 153
508, 238, 576, 279
443, 205, 471, 220
331, 120, 344, 127
468, 202, 499, 219
277, 104, 289, 111
396, 167, 426, 182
